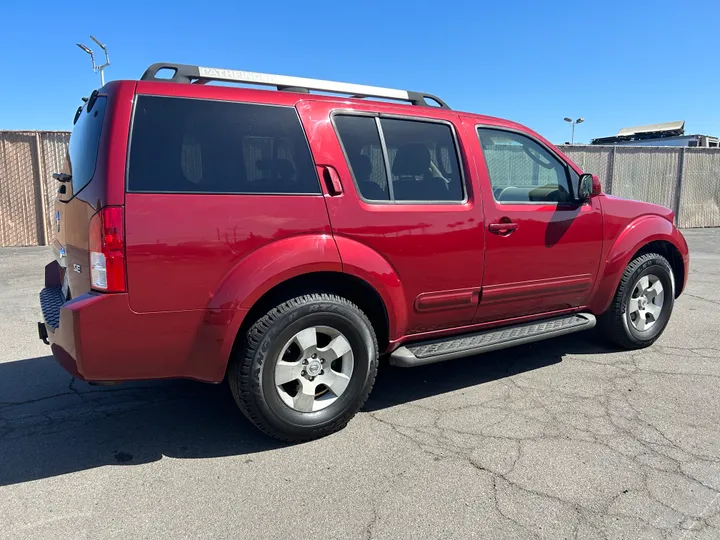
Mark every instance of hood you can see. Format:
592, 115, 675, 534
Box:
601, 194, 675, 224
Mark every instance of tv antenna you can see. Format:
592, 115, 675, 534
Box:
76, 36, 110, 86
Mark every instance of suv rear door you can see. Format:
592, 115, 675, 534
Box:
56, 90, 111, 300
297, 100, 485, 337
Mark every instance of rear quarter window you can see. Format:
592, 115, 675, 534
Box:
127, 96, 319, 194
68, 96, 107, 196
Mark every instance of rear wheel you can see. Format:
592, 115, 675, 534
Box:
597, 252, 675, 349
228, 293, 378, 442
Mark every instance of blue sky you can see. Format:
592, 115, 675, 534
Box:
2, 0, 718, 143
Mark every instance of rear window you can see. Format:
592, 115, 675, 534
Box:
127, 96, 320, 194
68, 96, 107, 196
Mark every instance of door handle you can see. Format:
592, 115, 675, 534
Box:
321, 165, 343, 196
488, 221, 519, 234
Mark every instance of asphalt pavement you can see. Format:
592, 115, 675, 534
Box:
1, 229, 719, 540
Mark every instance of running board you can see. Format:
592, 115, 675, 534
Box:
390, 313, 596, 367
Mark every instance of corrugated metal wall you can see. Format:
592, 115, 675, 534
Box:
0, 134, 718, 247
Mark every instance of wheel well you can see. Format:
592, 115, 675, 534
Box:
237, 272, 390, 353
635, 240, 685, 297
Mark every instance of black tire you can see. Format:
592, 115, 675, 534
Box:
228, 293, 378, 442
597, 252, 675, 349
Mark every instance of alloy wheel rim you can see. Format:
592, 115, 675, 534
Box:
274, 325, 355, 412
626, 274, 665, 332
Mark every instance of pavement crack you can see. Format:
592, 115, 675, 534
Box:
68, 377, 82, 397
684, 293, 720, 306
491, 475, 542, 539
678, 491, 720, 540
0, 391, 74, 411
364, 507, 378, 540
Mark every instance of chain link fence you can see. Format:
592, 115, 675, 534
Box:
0, 134, 718, 247
676, 149, 720, 228
560, 145, 720, 228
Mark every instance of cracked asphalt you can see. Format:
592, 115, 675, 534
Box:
1, 229, 719, 540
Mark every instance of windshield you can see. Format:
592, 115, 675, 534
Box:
68, 96, 107, 196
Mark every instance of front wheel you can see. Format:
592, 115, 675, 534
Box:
597, 252, 675, 349
228, 293, 378, 442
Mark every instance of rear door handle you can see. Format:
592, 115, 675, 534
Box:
488, 222, 519, 233
321, 165, 343, 196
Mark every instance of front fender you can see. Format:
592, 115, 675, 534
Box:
187, 234, 342, 381
589, 215, 686, 314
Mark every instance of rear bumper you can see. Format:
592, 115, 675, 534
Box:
38, 261, 238, 383
39, 264, 128, 381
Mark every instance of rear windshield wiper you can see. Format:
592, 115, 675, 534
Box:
53, 172, 72, 183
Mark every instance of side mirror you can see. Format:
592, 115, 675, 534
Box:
578, 173, 601, 200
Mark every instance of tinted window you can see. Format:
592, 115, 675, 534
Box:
68, 96, 107, 196
334, 115, 390, 201
128, 96, 319, 194
334, 115, 464, 203
381, 118, 464, 202
478, 128, 572, 203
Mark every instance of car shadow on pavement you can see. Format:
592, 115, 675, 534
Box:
0, 334, 614, 486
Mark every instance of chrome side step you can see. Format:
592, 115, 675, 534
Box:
389, 313, 596, 368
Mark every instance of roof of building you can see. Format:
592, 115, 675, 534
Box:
617, 120, 685, 137
592, 120, 689, 144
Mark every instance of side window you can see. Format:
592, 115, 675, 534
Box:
128, 96, 320, 194
334, 114, 465, 203
477, 128, 573, 203
334, 116, 390, 201
381, 118, 464, 202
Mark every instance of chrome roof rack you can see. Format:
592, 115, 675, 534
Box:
141, 63, 450, 109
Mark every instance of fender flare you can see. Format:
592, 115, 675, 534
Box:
210, 235, 342, 312
190, 234, 408, 381
188, 234, 342, 381
333, 235, 408, 341
589, 215, 685, 314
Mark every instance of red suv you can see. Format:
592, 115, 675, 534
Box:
39, 63, 689, 441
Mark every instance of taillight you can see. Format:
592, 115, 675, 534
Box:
89, 206, 126, 292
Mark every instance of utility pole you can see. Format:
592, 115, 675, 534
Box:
563, 117, 584, 145
76, 36, 110, 87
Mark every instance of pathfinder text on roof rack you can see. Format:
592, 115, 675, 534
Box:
140, 62, 450, 108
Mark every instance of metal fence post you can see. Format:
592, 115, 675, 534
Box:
33, 132, 49, 246
609, 146, 617, 194
674, 147, 686, 226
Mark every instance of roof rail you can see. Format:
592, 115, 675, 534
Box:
140, 63, 450, 109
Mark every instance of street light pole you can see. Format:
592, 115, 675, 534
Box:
76, 36, 110, 87
563, 117, 584, 145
